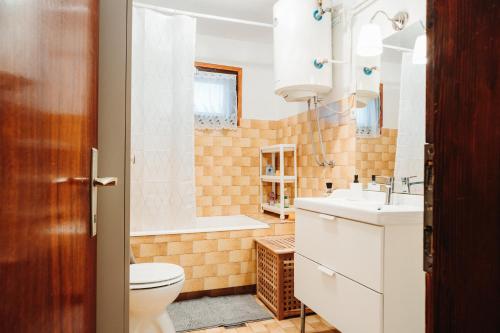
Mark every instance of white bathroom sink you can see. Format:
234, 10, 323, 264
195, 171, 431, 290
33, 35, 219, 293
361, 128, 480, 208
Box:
295, 189, 423, 225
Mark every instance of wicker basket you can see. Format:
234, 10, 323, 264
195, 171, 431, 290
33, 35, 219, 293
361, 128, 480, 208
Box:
256, 235, 304, 320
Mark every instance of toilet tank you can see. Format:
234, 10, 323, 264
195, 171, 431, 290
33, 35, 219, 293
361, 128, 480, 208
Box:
273, 0, 333, 102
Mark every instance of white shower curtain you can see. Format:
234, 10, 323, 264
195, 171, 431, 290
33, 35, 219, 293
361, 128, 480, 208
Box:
394, 53, 426, 194
131, 7, 196, 232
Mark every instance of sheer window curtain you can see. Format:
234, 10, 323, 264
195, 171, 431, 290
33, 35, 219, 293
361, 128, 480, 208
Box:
194, 71, 238, 129
131, 7, 197, 232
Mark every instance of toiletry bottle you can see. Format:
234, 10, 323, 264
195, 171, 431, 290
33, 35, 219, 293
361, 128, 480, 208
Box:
350, 174, 363, 199
367, 175, 381, 191
269, 192, 276, 205
325, 182, 333, 195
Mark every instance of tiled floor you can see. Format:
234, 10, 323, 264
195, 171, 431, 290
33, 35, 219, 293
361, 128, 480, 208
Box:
188, 315, 340, 333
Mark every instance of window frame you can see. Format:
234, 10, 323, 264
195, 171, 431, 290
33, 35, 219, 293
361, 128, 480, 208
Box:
195, 62, 242, 126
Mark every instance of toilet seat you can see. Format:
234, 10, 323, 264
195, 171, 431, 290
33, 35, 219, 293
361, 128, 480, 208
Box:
130, 263, 184, 290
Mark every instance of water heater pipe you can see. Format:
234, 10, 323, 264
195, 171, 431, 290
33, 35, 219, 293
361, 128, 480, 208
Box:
307, 98, 335, 168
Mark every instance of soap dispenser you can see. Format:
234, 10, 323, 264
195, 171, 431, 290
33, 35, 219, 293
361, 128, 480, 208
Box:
367, 175, 381, 191
350, 174, 363, 199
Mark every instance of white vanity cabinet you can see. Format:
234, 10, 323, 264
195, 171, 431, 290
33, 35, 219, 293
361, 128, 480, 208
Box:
294, 199, 425, 333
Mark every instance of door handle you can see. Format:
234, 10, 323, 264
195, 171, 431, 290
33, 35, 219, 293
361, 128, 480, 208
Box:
93, 177, 118, 187
318, 213, 336, 221
317, 265, 336, 277
90, 148, 118, 237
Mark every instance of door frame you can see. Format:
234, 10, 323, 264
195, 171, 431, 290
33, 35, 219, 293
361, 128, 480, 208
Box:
97, 0, 132, 332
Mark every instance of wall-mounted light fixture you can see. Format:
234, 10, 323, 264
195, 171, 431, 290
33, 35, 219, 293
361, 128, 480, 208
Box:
357, 10, 409, 57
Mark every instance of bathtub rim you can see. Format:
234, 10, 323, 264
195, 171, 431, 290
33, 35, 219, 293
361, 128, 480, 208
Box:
130, 215, 270, 237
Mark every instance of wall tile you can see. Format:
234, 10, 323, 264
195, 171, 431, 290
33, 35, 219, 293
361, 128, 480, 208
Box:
193, 240, 218, 253
217, 262, 241, 276
180, 253, 205, 267
229, 249, 252, 262
228, 273, 255, 287
204, 276, 229, 290
192, 264, 217, 278
132, 105, 398, 293
205, 251, 229, 265
218, 238, 241, 251
183, 278, 204, 293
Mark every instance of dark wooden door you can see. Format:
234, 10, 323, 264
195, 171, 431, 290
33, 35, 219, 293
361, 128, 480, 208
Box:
0, 1, 99, 332
426, 0, 499, 332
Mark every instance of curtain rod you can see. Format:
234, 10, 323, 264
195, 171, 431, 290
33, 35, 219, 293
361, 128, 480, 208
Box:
134, 3, 274, 28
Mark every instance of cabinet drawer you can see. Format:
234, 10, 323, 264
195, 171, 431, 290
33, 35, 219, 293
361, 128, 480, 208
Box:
295, 254, 383, 333
295, 208, 384, 292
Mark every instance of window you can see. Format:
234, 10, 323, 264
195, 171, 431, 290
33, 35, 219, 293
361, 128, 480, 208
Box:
194, 62, 242, 129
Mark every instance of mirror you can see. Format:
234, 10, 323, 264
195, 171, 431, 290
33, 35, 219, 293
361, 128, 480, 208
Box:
354, 89, 381, 138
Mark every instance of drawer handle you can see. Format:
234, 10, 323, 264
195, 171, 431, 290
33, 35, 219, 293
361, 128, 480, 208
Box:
317, 265, 336, 277
318, 214, 336, 221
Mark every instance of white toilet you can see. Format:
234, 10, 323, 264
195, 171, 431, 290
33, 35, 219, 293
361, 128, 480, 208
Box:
129, 263, 185, 333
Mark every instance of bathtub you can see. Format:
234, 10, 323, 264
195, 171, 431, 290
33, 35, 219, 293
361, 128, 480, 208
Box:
130, 215, 269, 237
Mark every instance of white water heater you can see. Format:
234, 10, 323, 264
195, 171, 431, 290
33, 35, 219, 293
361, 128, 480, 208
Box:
273, 0, 333, 102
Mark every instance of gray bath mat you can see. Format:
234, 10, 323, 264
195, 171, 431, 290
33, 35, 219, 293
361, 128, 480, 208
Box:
167, 294, 273, 332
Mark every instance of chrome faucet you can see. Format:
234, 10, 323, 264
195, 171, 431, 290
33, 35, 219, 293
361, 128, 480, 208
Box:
401, 176, 424, 194
373, 176, 395, 205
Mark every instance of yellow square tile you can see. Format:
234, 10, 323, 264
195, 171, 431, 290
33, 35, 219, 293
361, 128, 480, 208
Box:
153, 255, 180, 265
167, 241, 193, 255
180, 253, 205, 267
239, 119, 252, 128
229, 249, 252, 262
182, 278, 204, 293
204, 276, 229, 290
240, 237, 255, 249
202, 186, 222, 196
213, 195, 231, 206
217, 262, 241, 276
251, 228, 273, 237
228, 273, 255, 287
240, 261, 256, 274
205, 251, 229, 265
220, 204, 240, 215
192, 264, 217, 278
193, 240, 218, 253
231, 195, 250, 205
139, 243, 161, 257
197, 196, 213, 207
203, 206, 223, 216
218, 238, 241, 251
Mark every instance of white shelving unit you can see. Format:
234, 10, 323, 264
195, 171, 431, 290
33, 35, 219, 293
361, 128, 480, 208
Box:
259, 144, 297, 220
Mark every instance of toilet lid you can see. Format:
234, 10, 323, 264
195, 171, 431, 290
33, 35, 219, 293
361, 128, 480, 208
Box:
130, 263, 184, 285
